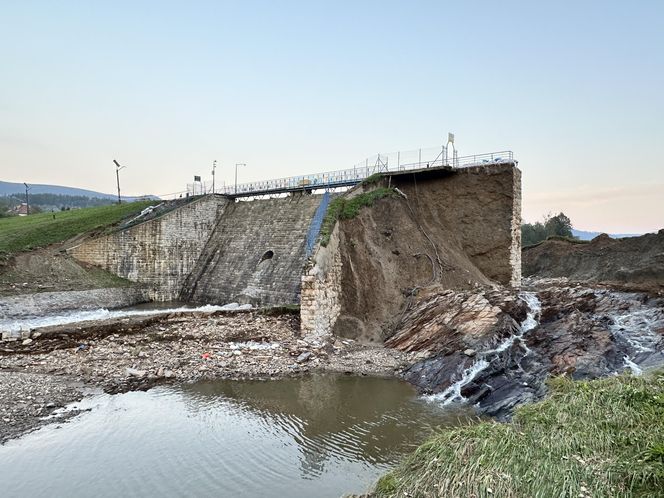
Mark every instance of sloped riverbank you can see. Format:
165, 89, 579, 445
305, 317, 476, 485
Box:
371, 370, 664, 497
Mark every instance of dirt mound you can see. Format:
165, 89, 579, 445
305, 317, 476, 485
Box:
0, 247, 131, 296
522, 230, 664, 294
332, 193, 494, 342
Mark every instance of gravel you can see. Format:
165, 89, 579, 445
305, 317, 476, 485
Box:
0, 310, 407, 444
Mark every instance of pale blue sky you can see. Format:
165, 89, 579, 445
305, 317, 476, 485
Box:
1, 1, 662, 232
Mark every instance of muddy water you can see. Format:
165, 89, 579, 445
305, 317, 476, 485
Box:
0, 375, 471, 498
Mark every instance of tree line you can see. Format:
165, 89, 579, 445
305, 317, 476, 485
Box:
521, 212, 575, 246
0, 194, 115, 217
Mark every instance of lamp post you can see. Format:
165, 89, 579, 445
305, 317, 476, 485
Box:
212, 160, 217, 194
113, 160, 126, 204
235, 163, 246, 194
23, 183, 31, 215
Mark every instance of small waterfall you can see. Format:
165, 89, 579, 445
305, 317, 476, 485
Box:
608, 300, 664, 375
623, 356, 644, 376
426, 292, 541, 405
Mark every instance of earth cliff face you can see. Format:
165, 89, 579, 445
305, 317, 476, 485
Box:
522, 230, 664, 294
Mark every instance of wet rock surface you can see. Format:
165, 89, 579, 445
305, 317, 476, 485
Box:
390, 279, 664, 419
0, 372, 85, 444
1, 310, 406, 442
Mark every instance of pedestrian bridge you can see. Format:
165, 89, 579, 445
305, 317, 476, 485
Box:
191, 150, 515, 199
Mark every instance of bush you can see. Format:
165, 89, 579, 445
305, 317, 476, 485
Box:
319, 188, 397, 247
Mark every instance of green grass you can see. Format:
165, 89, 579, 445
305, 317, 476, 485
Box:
361, 173, 385, 186
373, 371, 664, 498
0, 201, 154, 257
319, 187, 397, 247
523, 235, 590, 250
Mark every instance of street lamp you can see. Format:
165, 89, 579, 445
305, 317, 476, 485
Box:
212, 160, 217, 194
23, 183, 31, 215
235, 163, 246, 194
113, 160, 126, 204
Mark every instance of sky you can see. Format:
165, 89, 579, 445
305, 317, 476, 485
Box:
1, 1, 662, 233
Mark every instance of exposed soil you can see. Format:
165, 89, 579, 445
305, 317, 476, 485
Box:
0, 245, 131, 297
522, 230, 664, 295
331, 165, 519, 344
0, 310, 407, 443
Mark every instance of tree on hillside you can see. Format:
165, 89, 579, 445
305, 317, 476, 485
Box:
522, 212, 575, 246
545, 212, 573, 238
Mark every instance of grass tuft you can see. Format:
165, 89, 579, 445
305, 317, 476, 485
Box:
372, 370, 664, 497
319, 187, 397, 247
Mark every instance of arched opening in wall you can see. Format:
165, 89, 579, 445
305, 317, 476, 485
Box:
259, 250, 274, 264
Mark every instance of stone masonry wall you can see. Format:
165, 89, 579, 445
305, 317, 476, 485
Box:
181, 194, 325, 306
300, 224, 343, 338
68, 196, 228, 301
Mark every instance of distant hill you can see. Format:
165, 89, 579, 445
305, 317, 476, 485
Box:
0, 180, 157, 202
572, 229, 644, 240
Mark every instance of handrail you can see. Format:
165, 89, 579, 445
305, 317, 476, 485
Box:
196, 150, 514, 197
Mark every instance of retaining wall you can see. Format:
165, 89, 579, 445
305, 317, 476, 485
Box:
69, 196, 228, 301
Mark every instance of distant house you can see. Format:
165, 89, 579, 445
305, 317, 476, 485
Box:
11, 203, 30, 216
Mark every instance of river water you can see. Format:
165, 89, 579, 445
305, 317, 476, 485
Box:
0, 375, 471, 498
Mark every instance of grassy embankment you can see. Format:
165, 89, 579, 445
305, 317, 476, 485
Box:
374, 371, 664, 498
0, 201, 153, 258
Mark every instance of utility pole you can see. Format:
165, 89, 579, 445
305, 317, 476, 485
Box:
113, 160, 126, 204
235, 163, 246, 195
212, 160, 217, 194
23, 183, 31, 215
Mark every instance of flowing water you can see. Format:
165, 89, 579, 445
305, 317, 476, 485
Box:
0, 302, 251, 334
426, 291, 542, 405
0, 375, 472, 498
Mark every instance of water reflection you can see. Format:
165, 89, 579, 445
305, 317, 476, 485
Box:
0, 375, 474, 498
181, 375, 470, 476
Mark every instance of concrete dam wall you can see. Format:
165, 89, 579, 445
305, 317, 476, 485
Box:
69, 196, 227, 301
69, 193, 330, 305
180, 194, 327, 306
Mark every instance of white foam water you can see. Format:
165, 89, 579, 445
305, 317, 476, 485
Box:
426, 292, 541, 405
608, 304, 663, 374
623, 356, 644, 376
0, 303, 253, 334
608, 308, 662, 354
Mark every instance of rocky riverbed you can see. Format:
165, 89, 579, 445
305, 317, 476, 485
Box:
3, 278, 663, 444
0, 309, 407, 443
390, 278, 664, 419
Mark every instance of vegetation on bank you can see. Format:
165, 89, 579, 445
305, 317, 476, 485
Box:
522, 212, 575, 247
0, 201, 153, 257
374, 371, 664, 498
320, 187, 397, 247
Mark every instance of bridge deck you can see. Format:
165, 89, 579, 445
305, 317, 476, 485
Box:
212, 151, 514, 199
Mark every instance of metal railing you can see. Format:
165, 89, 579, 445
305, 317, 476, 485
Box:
188, 148, 514, 197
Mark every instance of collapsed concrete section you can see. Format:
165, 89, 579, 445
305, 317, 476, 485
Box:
301, 163, 522, 342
